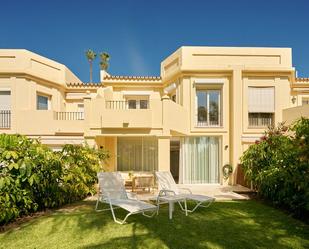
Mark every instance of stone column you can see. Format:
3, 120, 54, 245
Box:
158, 136, 170, 172
230, 67, 243, 185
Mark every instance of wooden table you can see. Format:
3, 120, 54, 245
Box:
132, 175, 154, 193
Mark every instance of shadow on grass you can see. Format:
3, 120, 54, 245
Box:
2, 200, 309, 249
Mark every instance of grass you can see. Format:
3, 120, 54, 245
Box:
0, 200, 308, 249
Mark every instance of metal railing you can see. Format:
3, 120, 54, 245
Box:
248, 113, 273, 127
0, 110, 11, 128
55, 112, 84, 120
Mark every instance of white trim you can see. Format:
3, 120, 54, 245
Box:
0, 88, 11, 91
121, 91, 152, 96
195, 78, 225, 84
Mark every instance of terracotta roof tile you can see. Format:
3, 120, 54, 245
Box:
104, 75, 162, 81
295, 78, 309, 83
66, 82, 102, 87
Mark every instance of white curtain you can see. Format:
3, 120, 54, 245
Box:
180, 137, 219, 184
117, 137, 158, 171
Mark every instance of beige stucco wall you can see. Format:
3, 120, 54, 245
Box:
283, 105, 309, 125
1, 47, 307, 185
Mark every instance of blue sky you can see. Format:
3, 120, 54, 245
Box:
0, 0, 308, 82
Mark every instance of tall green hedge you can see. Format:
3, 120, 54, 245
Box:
0, 134, 109, 225
241, 118, 309, 217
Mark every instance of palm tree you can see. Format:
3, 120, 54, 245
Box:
85, 49, 97, 83
99, 52, 110, 71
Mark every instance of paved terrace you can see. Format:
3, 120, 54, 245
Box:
134, 184, 251, 201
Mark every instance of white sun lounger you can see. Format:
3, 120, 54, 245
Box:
95, 172, 157, 224
155, 171, 215, 213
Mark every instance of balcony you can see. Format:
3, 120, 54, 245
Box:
0, 110, 11, 128
87, 99, 154, 129
15, 111, 84, 135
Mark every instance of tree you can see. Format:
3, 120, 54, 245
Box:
85, 49, 97, 83
99, 52, 110, 71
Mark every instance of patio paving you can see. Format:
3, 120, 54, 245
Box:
135, 184, 252, 201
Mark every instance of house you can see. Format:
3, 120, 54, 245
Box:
0, 47, 308, 185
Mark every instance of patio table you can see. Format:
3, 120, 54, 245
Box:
156, 195, 187, 219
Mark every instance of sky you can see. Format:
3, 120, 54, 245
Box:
0, 0, 309, 82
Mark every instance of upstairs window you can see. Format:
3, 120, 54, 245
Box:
0, 91, 11, 110
302, 98, 309, 105
140, 100, 148, 109
37, 94, 50, 110
126, 97, 149, 109
196, 90, 220, 127
248, 87, 274, 128
128, 100, 137, 109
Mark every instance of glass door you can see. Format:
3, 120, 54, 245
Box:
180, 136, 220, 184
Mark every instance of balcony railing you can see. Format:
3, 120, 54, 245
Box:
55, 112, 84, 120
105, 100, 149, 110
0, 110, 11, 128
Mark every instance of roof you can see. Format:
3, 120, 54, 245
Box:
104, 75, 162, 81
295, 78, 309, 83
66, 82, 102, 87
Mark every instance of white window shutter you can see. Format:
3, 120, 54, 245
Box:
0, 91, 11, 110
248, 87, 274, 113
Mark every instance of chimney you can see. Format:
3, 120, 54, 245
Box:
100, 70, 110, 82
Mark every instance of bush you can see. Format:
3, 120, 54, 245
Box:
240, 119, 309, 217
0, 134, 109, 225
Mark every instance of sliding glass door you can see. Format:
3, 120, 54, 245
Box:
180, 137, 220, 184
117, 137, 158, 171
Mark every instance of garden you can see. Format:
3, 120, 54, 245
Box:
0, 118, 309, 248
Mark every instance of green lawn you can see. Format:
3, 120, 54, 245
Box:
0, 200, 308, 249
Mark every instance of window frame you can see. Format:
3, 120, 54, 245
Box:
125, 96, 149, 109
36, 93, 51, 110
196, 88, 221, 127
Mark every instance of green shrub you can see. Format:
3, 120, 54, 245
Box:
240, 119, 309, 217
0, 134, 109, 225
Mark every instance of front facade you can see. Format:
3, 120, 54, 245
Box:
0, 47, 308, 185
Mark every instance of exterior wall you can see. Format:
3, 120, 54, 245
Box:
283, 105, 309, 125
1, 47, 308, 185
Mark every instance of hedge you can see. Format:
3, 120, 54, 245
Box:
0, 134, 109, 225
240, 118, 309, 218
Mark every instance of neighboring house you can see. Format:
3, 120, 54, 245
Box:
0, 47, 308, 185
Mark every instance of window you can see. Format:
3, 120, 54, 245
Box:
140, 100, 148, 109
37, 94, 50, 110
127, 99, 149, 109
248, 87, 274, 128
302, 98, 309, 105
0, 91, 11, 110
196, 90, 220, 126
0, 91, 11, 128
249, 113, 273, 127
117, 137, 158, 171
128, 100, 136, 109
77, 104, 84, 120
